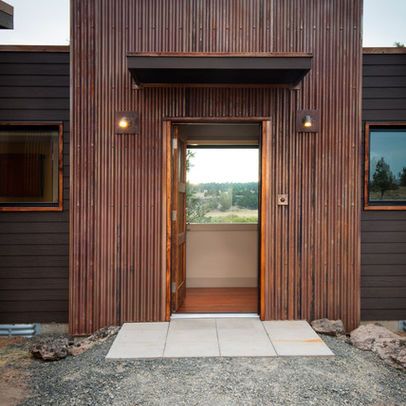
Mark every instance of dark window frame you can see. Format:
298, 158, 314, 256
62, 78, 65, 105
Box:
0, 121, 63, 212
364, 121, 406, 211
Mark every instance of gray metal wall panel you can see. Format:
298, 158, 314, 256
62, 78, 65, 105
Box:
0, 50, 69, 324
361, 52, 406, 321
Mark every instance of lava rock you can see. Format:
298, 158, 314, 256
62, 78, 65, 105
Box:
31, 337, 70, 361
68, 340, 94, 357
91, 326, 120, 340
393, 345, 406, 369
350, 324, 406, 370
350, 324, 399, 351
31, 326, 120, 361
68, 326, 120, 357
311, 318, 345, 336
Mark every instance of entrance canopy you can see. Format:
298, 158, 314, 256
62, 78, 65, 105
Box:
127, 53, 312, 87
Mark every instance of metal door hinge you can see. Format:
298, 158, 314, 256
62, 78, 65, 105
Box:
171, 282, 177, 292
172, 210, 177, 221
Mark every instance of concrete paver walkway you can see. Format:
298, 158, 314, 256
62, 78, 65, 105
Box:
106, 318, 334, 359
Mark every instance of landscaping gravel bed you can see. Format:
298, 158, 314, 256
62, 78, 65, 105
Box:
13, 335, 405, 406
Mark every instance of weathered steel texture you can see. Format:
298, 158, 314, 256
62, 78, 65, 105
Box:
71, 0, 362, 335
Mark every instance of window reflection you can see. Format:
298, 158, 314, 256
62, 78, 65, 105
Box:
0, 127, 60, 206
369, 128, 406, 203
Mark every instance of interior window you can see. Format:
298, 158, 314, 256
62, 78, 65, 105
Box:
186, 147, 259, 223
366, 124, 406, 208
0, 124, 62, 210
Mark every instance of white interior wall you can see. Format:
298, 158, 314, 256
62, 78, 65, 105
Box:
186, 224, 258, 288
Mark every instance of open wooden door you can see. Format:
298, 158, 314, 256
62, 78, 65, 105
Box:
170, 125, 187, 312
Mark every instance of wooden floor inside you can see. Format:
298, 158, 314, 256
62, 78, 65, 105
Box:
177, 287, 258, 313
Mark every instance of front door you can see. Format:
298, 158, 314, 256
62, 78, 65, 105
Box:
170, 126, 187, 311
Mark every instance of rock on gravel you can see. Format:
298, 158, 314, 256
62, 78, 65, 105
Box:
69, 326, 120, 356
31, 326, 120, 361
311, 319, 345, 336
350, 324, 406, 369
31, 337, 70, 361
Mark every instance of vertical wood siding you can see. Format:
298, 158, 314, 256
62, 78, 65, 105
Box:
71, 0, 362, 335
361, 52, 406, 320
0, 50, 70, 323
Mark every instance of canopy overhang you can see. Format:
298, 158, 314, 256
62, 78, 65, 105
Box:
0, 1, 13, 29
127, 53, 312, 87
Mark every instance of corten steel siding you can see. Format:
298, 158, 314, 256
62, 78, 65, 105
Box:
71, 0, 362, 335
0, 49, 70, 323
361, 52, 406, 320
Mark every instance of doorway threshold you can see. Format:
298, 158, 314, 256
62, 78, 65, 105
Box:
170, 313, 259, 319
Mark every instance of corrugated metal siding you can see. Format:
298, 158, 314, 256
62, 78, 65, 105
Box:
361, 52, 406, 321
71, 0, 362, 335
0, 50, 70, 323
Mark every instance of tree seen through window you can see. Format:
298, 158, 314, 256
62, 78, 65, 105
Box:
186, 148, 259, 223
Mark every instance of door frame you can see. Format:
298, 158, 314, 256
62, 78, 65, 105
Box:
162, 117, 271, 321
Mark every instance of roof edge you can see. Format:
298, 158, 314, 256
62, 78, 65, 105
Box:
0, 45, 69, 53
0, 46, 404, 55
0, 1, 13, 15
363, 47, 406, 55
128, 51, 313, 58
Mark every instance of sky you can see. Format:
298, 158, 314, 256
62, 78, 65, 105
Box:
0, 0, 405, 46
188, 149, 259, 184
0, 0, 70, 45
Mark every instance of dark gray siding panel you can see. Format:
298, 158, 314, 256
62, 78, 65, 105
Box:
0, 51, 69, 324
362, 52, 406, 321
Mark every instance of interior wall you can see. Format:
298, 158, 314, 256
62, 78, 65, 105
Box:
186, 224, 258, 288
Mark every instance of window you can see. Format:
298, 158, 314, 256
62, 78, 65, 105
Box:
0, 123, 63, 211
186, 147, 259, 223
365, 123, 406, 210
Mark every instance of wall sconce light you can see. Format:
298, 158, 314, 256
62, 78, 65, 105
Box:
115, 111, 139, 134
303, 115, 312, 128
118, 117, 130, 129
296, 110, 320, 133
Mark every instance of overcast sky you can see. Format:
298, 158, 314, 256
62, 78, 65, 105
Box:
0, 0, 405, 46
188, 149, 259, 184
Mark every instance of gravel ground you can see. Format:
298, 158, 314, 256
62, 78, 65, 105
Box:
0, 335, 398, 406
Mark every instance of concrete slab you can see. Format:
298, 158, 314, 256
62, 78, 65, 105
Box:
106, 319, 334, 359
106, 322, 169, 359
163, 319, 219, 357
216, 318, 277, 357
263, 320, 334, 356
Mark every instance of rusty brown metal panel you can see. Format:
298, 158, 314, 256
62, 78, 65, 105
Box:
70, 0, 362, 335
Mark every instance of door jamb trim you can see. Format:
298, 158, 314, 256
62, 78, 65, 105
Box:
162, 117, 270, 321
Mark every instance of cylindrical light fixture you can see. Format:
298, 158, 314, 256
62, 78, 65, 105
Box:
296, 110, 320, 132
303, 115, 312, 128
